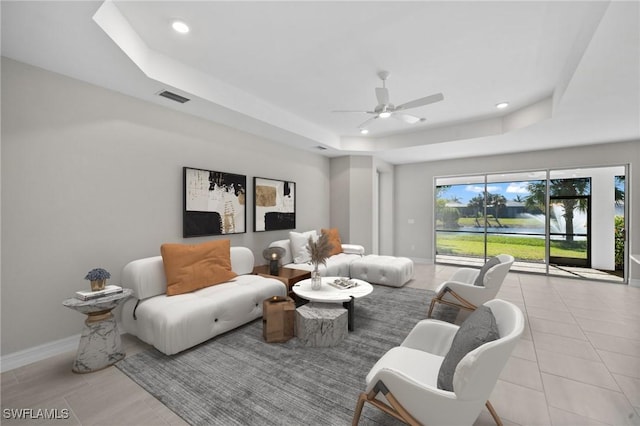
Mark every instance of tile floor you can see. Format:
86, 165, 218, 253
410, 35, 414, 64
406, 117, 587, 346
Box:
2, 263, 639, 425
437, 255, 625, 283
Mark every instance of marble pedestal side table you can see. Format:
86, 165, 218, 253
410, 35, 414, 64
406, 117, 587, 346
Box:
295, 303, 348, 347
62, 289, 132, 373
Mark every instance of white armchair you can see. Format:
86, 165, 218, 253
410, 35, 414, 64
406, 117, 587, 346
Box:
428, 254, 515, 318
352, 299, 524, 426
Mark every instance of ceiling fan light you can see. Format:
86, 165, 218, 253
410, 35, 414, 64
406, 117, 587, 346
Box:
379, 111, 392, 119
172, 20, 190, 34
496, 102, 509, 109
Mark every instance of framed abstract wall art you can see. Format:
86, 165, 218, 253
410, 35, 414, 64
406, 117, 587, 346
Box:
183, 167, 246, 237
253, 177, 296, 232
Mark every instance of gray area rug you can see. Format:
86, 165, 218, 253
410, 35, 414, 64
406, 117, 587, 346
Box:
116, 285, 458, 425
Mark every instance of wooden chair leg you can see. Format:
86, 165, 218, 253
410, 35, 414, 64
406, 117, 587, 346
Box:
446, 288, 477, 312
430, 287, 478, 317
353, 381, 421, 426
383, 390, 421, 426
352, 392, 367, 426
427, 296, 439, 318
486, 400, 503, 426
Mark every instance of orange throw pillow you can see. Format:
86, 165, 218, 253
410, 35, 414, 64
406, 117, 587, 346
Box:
161, 239, 237, 296
321, 228, 343, 257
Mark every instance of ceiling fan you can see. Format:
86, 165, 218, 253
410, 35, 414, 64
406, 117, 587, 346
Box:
333, 71, 444, 133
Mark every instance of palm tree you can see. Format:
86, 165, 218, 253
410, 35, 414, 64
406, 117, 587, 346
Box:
524, 181, 545, 212
526, 178, 590, 242
615, 176, 625, 207
487, 194, 507, 220
468, 194, 486, 227
435, 185, 451, 199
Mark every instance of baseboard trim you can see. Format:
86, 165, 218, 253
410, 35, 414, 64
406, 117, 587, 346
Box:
630, 278, 640, 288
1, 334, 79, 373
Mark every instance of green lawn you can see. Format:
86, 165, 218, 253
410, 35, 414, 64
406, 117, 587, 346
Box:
436, 233, 587, 260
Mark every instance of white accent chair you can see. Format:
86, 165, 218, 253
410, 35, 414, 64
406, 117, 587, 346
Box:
428, 254, 515, 318
352, 299, 525, 426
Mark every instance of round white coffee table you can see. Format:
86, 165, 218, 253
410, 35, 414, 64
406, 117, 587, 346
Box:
292, 277, 373, 331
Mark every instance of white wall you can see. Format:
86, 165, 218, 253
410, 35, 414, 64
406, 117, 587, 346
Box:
348, 156, 374, 253
330, 156, 374, 251
1, 58, 330, 355
375, 158, 394, 255
395, 141, 639, 282
591, 167, 620, 270
329, 156, 350, 240
329, 155, 394, 255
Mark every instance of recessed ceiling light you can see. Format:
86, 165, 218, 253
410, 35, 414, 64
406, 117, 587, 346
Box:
360, 128, 369, 135
172, 20, 190, 34
378, 112, 391, 119
496, 102, 509, 109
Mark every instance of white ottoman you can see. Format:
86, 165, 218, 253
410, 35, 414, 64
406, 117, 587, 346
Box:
350, 255, 414, 287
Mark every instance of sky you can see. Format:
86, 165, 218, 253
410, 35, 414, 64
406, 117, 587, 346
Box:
438, 181, 539, 204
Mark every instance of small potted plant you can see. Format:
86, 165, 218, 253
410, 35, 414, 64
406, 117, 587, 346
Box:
85, 268, 111, 291
307, 234, 333, 290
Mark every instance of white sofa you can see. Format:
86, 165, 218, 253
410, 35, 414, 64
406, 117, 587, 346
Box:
120, 247, 286, 355
269, 238, 365, 277
270, 231, 414, 287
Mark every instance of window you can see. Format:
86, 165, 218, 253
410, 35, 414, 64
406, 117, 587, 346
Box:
435, 166, 627, 283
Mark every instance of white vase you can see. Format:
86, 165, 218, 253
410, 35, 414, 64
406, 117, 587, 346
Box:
311, 267, 322, 290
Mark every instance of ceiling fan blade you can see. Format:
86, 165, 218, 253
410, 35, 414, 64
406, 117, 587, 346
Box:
332, 110, 375, 114
358, 116, 378, 129
375, 87, 389, 106
395, 93, 444, 111
392, 113, 424, 124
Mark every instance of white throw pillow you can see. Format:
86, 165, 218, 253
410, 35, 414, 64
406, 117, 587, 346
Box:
289, 230, 318, 264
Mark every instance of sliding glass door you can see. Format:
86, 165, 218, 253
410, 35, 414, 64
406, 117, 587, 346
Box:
435, 165, 627, 283
484, 172, 547, 270
435, 175, 486, 262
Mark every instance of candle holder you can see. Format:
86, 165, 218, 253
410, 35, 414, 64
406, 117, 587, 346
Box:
262, 247, 286, 276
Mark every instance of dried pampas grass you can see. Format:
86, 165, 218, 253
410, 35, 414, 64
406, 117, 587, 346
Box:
308, 234, 333, 267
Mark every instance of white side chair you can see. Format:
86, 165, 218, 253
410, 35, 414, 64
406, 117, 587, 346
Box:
428, 254, 515, 318
352, 299, 524, 426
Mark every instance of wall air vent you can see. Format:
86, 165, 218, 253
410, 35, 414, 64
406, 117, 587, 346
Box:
158, 90, 190, 104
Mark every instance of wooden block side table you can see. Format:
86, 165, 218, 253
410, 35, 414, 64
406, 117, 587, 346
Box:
254, 265, 311, 297
262, 296, 295, 343
62, 289, 132, 373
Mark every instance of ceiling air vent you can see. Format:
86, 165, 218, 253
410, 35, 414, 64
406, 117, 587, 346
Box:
315, 145, 328, 151
158, 90, 190, 104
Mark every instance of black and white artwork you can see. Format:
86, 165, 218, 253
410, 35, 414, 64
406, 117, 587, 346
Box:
183, 167, 246, 237
253, 177, 296, 232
